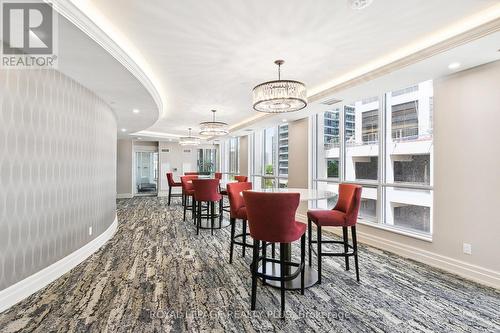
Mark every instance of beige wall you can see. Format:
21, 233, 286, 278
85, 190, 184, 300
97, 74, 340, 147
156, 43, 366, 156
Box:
288, 118, 309, 188
116, 139, 133, 196
433, 61, 500, 271
239, 136, 249, 176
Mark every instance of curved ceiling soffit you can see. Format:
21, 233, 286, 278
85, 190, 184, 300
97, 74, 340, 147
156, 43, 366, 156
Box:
49, 0, 165, 126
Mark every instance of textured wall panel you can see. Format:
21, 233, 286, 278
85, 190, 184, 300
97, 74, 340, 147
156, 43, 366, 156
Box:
0, 69, 117, 290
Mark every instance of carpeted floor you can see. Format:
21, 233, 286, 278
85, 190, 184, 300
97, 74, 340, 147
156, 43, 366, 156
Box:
0, 197, 499, 332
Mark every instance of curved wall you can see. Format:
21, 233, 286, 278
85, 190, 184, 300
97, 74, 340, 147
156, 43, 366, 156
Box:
0, 69, 117, 290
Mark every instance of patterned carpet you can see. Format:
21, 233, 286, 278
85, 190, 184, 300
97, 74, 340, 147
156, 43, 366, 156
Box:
0, 197, 499, 332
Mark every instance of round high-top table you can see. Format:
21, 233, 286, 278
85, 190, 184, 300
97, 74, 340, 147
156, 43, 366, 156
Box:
248, 187, 335, 290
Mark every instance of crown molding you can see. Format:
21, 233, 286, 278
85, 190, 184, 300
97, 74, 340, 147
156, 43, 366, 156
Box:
49, 0, 163, 120
309, 17, 500, 103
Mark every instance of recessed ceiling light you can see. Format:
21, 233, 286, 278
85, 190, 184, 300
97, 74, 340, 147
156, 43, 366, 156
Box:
349, 0, 373, 10
448, 62, 461, 70
132, 109, 140, 114
137, 137, 142, 140
121, 128, 127, 132
281, 119, 287, 123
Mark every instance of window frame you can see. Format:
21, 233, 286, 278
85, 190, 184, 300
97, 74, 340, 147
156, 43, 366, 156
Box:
312, 85, 434, 240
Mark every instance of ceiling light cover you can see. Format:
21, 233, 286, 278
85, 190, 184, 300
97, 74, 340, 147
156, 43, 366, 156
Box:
199, 110, 229, 136
179, 128, 200, 146
252, 60, 307, 113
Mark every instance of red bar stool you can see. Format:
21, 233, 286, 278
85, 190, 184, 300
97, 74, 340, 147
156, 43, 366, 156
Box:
192, 179, 222, 235
307, 184, 362, 283
180, 175, 198, 221
243, 191, 306, 318
227, 182, 252, 262
234, 175, 248, 182
166, 172, 182, 206
214, 172, 222, 180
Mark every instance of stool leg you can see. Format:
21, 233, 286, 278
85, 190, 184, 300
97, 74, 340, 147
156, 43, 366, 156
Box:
229, 218, 235, 263
317, 226, 322, 284
300, 234, 306, 295
196, 201, 201, 235
219, 198, 223, 227
183, 196, 187, 221
279, 243, 286, 318
352, 225, 360, 282
168, 187, 172, 206
242, 220, 247, 258
262, 241, 267, 285
210, 201, 215, 236
308, 219, 312, 267
192, 197, 196, 220
251, 239, 260, 311
343, 226, 350, 271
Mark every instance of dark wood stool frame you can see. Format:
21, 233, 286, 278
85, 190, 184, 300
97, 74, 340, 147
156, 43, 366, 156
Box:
307, 221, 359, 283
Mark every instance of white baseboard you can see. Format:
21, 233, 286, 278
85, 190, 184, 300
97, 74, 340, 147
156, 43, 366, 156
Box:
0, 216, 118, 313
116, 193, 133, 199
357, 231, 500, 289
297, 213, 500, 289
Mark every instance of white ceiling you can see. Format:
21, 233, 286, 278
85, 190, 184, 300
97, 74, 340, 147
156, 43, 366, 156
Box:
85, 0, 499, 138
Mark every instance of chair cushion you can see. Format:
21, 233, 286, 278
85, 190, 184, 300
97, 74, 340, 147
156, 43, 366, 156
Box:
234, 206, 247, 220
307, 209, 347, 227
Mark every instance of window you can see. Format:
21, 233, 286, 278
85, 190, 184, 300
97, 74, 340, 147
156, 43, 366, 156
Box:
345, 97, 380, 182
250, 125, 288, 189
197, 148, 217, 174
313, 80, 434, 236
227, 137, 239, 174
391, 101, 418, 140
361, 109, 378, 143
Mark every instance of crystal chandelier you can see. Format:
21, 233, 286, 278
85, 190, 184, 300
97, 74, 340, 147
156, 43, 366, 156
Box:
179, 128, 200, 146
199, 110, 229, 136
252, 60, 307, 113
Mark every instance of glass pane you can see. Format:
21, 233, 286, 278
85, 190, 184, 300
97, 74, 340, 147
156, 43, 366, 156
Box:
262, 176, 275, 189
313, 181, 339, 209
384, 187, 433, 234
358, 185, 378, 223
278, 178, 288, 188
316, 108, 341, 179
278, 124, 288, 176
345, 98, 380, 181
263, 127, 276, 175
385, 80, 433, 186
228, 137, 239, 174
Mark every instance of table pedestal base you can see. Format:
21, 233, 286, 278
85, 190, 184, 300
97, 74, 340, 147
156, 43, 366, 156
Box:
257, 262, 318, 290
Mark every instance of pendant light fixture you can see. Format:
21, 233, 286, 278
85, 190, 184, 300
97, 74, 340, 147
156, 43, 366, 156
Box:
252, 60, 307, 113
199, 109, 229, 136
179, 128, 200, 146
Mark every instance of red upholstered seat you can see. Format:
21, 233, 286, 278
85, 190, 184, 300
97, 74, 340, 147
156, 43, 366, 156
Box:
167, 172, 182, 187
307, 210, 346, 226
234, 175, 248, 182
307, 184, 362, 227
180, 175, 198, 196
243, 191, 305, 243
227, 182, 252, 219
234, 206, 247, 220
192, 179, 222, 202
215, 172, 222, 180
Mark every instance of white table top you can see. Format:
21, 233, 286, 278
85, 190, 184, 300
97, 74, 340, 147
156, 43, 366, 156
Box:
248, 187, 335, 201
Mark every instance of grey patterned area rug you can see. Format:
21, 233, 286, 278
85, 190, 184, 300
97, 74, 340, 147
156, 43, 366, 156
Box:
0, 197, 499, 332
